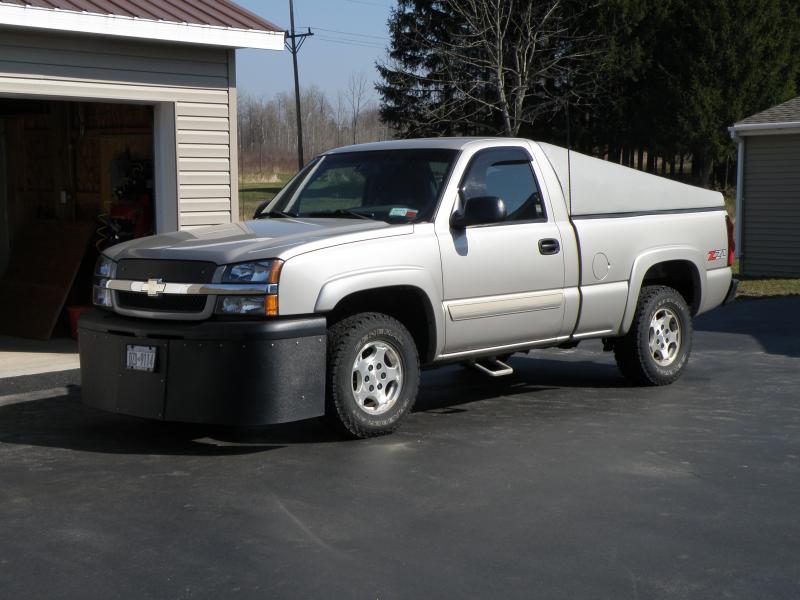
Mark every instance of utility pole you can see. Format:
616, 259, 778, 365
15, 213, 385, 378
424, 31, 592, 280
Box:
286, 0, 313, 170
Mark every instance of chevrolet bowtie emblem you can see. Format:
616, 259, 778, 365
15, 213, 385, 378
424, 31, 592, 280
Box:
144, 278, 166, 297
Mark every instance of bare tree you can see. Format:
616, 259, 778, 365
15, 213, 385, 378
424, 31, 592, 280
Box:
449, 0, 597, 136
380, 0, 597, 136
334, 91, 346, 147
238, 79, 393, 179
346, 72, 369, 145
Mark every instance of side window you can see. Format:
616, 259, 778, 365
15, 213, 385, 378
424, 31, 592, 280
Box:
461, 148, 546, 223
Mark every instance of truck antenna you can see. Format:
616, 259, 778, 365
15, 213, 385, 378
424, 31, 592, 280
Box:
565, 95, 573, 214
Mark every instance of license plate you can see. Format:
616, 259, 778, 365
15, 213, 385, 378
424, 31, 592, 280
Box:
126, 345, 157, 372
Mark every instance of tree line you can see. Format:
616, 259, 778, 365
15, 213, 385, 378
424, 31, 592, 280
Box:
238, 74, 392, 179
378, 0, 800, 189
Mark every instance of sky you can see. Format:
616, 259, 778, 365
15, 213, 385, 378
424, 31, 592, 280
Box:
234, 0, 393, 103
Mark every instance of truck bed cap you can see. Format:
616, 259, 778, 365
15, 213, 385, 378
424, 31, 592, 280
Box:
537, 142, 724, 217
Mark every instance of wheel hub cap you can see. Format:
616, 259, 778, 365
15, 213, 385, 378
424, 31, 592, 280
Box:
351, 341, 403, 415
648, 307, 681, 367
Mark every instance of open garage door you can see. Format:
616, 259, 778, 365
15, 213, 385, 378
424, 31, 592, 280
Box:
0, 100, 155, 339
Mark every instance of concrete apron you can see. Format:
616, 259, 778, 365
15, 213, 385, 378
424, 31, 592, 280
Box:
0, 335, 79, 379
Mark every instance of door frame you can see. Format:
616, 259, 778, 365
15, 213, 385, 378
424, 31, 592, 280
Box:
0, 92, 178, 234
433, 141, 568, 356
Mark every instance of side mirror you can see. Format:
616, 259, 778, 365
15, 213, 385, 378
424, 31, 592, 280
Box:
450, 196, 507, 229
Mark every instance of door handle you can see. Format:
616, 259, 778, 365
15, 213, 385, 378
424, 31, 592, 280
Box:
538, 238, 560, 255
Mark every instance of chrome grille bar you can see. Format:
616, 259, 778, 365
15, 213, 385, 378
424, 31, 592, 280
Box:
102, 279, 277, 296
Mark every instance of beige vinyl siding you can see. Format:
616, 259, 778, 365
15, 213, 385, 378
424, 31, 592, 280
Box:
742, 135, 800, 277
175, 97, 234, 224
180, 211, 231, 226
0, 29, 237, 230
177, 130, 230, 145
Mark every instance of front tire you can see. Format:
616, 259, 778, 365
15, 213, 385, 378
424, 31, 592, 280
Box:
614, 285, 692, 386
325, 312, 420, 438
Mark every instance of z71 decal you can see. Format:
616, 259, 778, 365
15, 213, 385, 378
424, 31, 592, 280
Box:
707, 249, 727, 262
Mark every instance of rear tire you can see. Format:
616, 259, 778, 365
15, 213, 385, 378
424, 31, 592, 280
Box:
325, 312, 420, 438
614, 285, 692, 386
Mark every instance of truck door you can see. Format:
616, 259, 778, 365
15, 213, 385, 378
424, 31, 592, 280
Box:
436, 146, 566, 355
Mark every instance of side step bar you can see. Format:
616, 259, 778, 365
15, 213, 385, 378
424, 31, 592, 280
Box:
466, 357, 514, 377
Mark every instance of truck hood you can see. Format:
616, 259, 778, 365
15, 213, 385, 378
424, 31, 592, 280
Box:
104, 218, 412, 264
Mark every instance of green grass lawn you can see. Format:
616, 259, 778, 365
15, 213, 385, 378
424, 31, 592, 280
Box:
734, 260, 800, 298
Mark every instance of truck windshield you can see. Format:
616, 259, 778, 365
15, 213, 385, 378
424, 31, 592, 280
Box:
260, 149, 458, 223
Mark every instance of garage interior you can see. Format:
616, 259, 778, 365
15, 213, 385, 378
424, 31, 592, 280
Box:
0, 99, 155, 340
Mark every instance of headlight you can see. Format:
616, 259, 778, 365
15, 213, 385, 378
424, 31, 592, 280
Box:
217, 296, 267, 315
218, 259, 283, 316
95, 255, 117, 278
93, 282, 113, 308
222, 260, 281, 283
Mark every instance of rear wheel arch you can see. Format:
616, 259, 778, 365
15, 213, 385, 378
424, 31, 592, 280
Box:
640, 260, 701, 313
621, 250, 705, 334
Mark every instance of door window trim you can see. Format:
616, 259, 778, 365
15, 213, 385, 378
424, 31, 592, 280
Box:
454, 146, 548, 227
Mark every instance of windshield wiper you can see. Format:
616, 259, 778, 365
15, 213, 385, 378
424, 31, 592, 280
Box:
307, 209, 374, 220
256, 210, 295, 219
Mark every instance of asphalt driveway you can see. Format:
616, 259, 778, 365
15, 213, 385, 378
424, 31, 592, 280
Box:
0, 297, 798, 599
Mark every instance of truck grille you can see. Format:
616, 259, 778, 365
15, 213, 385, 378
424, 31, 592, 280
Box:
115, 259, 217, 315
116, 292, 208, 313
117, 259, 216, 283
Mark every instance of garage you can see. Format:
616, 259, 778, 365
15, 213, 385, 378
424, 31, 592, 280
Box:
730, 95, 800, 278
0, 0, 283, 339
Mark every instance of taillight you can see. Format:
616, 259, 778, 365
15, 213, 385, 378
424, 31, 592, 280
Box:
725, 215, 735, 267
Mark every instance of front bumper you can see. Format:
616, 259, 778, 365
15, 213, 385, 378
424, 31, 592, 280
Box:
78, 310, 326, 425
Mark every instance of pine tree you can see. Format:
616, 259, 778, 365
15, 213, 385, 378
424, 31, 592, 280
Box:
379, 0, 800, 189
377, 1, 482, 136
580, 0, 799, 184
667, 0, 799, 184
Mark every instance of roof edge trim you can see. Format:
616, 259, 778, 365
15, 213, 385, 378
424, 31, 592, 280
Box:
0, 4, 285, 50
730, 121, 800, 135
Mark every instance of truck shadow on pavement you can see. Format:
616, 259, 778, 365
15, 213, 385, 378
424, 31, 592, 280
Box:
0, 387, 292, 456
694, 296, 800, 357
414, 358, 627, 413
0, 358, 631, 455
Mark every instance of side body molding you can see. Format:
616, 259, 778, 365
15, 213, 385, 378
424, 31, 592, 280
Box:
620, 246, 705, 335
314, 266, 445, 356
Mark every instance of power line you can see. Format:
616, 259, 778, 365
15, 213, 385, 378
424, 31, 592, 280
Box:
315, 39, 385, 50
343, 0, 392, 8
314, 35, 386, 50
300, 26, 388, 40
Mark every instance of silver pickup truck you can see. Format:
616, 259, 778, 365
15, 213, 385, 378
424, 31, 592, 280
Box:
79, 138, 737, 437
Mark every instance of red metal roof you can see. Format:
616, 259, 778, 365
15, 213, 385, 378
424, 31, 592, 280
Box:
0, 0, 283, 32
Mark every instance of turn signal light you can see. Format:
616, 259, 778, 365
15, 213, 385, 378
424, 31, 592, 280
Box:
265, 294, 279, 316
